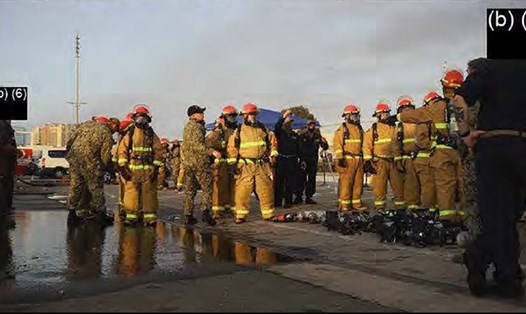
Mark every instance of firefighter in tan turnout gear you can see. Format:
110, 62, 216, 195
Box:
362, 102, 405, 212
392, 96, 420, 211
205, 105, 238, 219
390, 91, 463, 225
117, 105, 164, 226
227, 103, 278, 224
332, 104, 366, 211
112, 113, 134, 210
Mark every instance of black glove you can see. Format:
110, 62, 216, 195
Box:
337, 158, 347, 168
383, 115, 398, 125
151, 166, 160, 182
363, 160, 377, 174
119, 166, 132, 181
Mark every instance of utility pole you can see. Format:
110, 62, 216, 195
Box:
68, 32, 87, 125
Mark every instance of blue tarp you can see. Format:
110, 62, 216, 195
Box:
205, 108, 319, 131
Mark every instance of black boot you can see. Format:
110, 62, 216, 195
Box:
292, 196, 303, 205
463, 251, 488, 297
95, 210, 115, 226
305, 198, 317, 205
67, 209, 80, 227
184, 215, 198, 226
202, 209, 216, 226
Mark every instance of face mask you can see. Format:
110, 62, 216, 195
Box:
224, 114, 238, 128
350, 114, 360, 124
134, 115, 151, 129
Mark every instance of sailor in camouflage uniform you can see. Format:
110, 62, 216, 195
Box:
181, 105, 219, 226
66, 116, 119, 226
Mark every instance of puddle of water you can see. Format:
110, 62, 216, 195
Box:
0, 210, 294, 290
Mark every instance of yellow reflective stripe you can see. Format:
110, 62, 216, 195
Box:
212, 206, 225, 211
429, 208, 437, 212
224, 205, 232, 209
112, 157, 118, 162
177, 183, 183, 187
227, 158, 237, 164
334, 149, 343, 154
434, 123, 448, 129
345, 139, 362, 143
236, 208, 250, 215
417, 152, 430, 158
345, 155, 361, 159
363, 155, 372, 160
270, 150, 279, 157
403, 138, 415, 143
458, 211, 465, 216
352, 199, 361, 204
238, 159, 255, 164
132, 146, 153, 152
396, 113, 402, 122
118, 158, 128, 165
143, 213, 157, 219
338, 199, 351, 205
221, 140, 226, 148
153, 160, 163, 166
375, 201, 386, 205
439, 209, 457, 217
435, 144, 453, 150
214, 158, 227, 163
394, 156, 403, 161
239, 141, 266, 148
408, 205, 419, 209
402, 155, 412, 159
394, 201, 406, 206
129, 164, 154, 170
125, 213, 138, 219
376, 154, 392, 158
261, 208, 275, 215
374, 138, 392, 144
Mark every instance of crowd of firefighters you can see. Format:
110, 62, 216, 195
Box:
64, 67, 470, 238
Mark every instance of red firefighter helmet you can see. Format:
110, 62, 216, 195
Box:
342, 104, 360, 116
94, 116, 110, 123
422, 91, 442, 106
396, 96, 415, 112
441, 69, 464, 88
119, 112, 133, 131
241, 103, 258, 114
222, 105, 238, 115
160, 137, 168, 145
373, 101, 391, 117
132, 104, 151, 118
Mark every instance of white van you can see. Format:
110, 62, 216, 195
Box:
33, 147, 70, 178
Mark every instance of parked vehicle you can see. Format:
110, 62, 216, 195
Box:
16, 148, 34, 176
34, 148, 69, 178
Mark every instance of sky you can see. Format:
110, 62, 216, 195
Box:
0, 0, 522, 139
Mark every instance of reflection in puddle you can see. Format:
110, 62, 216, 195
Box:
0, 210, 295, 289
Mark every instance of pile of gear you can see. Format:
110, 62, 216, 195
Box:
273, 209, 467, 248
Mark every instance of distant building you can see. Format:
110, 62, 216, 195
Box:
12, 126, 31, 146
31, 123, 75, 147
